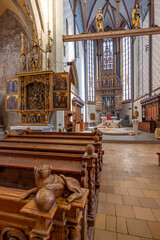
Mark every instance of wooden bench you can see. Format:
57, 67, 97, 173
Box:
22, 127, 103, 141
0, 145, 97, 221
2, 134, 103, 181
156, 153, 160, 166
0, 178, 89, 240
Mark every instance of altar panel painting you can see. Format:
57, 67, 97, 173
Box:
52, 73, 70, 110
5, 78, 18, 111
115, 95, 122, 110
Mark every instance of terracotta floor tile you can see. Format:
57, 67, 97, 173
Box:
126, 219, 152, 238
139, 197, 160, 209
116, 205, 135, 218
156, 198, 160, 207
99, 185, 114, 194
106, 180, 120, 187
98, 192, 107, 202
94, 229, 117, 240
117, 217, 128, 234
118, 234, 141, 240
107, 193, 123, 204
119, 181, 133, 188
94, 143, 160, 240
136, 177, 150, 184
148, 221, 160, 239
128, 188, 144, 197
106, 215, 116, 232
114, 186, 129, 195
132, 182, 148, 190
143, 190, 160, 199
147, 183, 160, 191
140, 238, 152, 240
133, 206, 156, 221
128, 172, 141, 177
123, 195, 141, 207
95, 213, 105, 230
151, 209, 160, 222
97, 202, 116, 215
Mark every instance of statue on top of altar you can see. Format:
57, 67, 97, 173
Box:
96, 8, 104, 32
132, 3, 141, 29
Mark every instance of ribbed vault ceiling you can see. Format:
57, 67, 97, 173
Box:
74, 0, 148, 33
85, 0, 135, 31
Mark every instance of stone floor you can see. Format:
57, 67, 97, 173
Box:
102, 131, 160, 143
94, 143, 160, 240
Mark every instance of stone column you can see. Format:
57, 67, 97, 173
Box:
114, 0, 121, 77
52, 0, 63, 72
52, 0, 64, 130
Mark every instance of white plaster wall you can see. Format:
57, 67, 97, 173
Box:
133, 13, 149, 101
121, 103, 132, 125
142, 14, 149, 95
63, 0, 85, 120
134, 37, 138, 100
63, 0, 74, 65
87, 104, 100, 125
152, 0, 160, 91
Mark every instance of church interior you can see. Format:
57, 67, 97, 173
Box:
0, 0, 160, 239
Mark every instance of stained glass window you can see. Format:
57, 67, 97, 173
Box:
87, 40, 95, 102
103, 39, 113, 70
121, 36, 131, 101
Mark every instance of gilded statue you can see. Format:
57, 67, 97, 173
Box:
21, 165, 82, 211
132, 3, 141, 29
95, 8, 104, 32
133, 106, 139, 119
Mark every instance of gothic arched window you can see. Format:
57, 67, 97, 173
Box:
87, 40, 95, 102
121, 34, 131, 101
103, 39, 113, 71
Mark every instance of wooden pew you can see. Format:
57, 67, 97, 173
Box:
22, 127, 103, 141
3, 132, 103, 174
0, 173, 89, 240
156, 153, 160, 166
0, 140, 101, 186
0, 145, 97, 221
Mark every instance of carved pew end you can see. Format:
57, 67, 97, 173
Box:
3, 130, 9, 139
93, 135, 99, 143
85, 144, 95, 155
23, 127, 31, 135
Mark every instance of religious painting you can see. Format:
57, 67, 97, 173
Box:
53, 75, 67, 91
6, 95, 18, 110
102, 96, 115, 111
53, 92, 68, 109
6, 79, 18, 94
26, 82, 45, 110
115, 95, 122, 110
52, 72, 70, 111
5, 78, 18, 111
95, 95, 102, 111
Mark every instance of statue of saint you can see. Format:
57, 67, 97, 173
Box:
133, 106, 139, 119
96, 8, 104, 32
132, 3, 141, 29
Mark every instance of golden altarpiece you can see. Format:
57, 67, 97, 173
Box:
5, 10, 70, 125
95, 40, 122, 116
